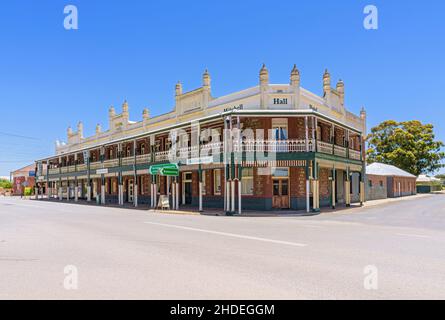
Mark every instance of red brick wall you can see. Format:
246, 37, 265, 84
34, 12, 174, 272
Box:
319, 123, 331, 142
391, 177, 417, 196
319, 168, 330, 198
334, 128, 345, 146
290, 167, 306, 197
367, 174, 386, 186
255, 169, 272, 197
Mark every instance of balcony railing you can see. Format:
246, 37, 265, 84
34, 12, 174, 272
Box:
349, 149, 361, 161
103, 159, 119, 168
44, 139, 364, 177
121, 156, 135, 166
200, 142, 223, 156
334, 145, 347, 158
48, 168, 59, 175
154, 150, 170, 162
136, 154, 151, 164
234, 139, 313, 153
317, 141, 333, 155
89, 161, 102, 170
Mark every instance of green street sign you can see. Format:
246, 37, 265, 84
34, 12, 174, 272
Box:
159, 167, 179, 177
149, 163, 179, 175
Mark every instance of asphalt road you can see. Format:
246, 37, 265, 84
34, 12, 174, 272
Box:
1, 194, 445, 300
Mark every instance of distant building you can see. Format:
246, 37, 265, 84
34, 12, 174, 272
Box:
10, 164, 36, 196
416, 175, 442, 193
366, 163, 417, 200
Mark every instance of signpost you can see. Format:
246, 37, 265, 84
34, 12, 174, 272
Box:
159, 167, 179, 177
149, 164, 180, 211
149, 163, 179, 176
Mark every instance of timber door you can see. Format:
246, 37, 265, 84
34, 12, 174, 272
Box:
182, 172, 193, 205
272, 179, 290, 209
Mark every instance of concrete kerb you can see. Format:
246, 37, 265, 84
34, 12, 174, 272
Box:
29, 192, 443, 217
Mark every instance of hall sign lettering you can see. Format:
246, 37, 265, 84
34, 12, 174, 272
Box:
273, 98, 288, 105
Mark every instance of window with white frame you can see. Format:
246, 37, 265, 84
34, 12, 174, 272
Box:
241, 168, 254, 195
272, 118, 288, 141
214, 169, 222, 195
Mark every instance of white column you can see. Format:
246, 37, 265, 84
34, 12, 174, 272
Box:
345, 180, 351, 207
172, 182, 176, 210
306, 180, 310, 213
75, 186, 78, 202
331, 180, 336, 209
175, 182, 179, 210
231, 180, 235, 213
312, 179, 319, 211
199, 181, 203, 212
150, 183, 154, 208
118, 184, 123, 205
360, 181, 365, 205
238, 179, 242, 215
225, 180, 230, 212
154, 183, 157, 209
101, 185, 105, 205
134, 184, 138, 207
87, 185, 91, 202
59, 187, 63, 201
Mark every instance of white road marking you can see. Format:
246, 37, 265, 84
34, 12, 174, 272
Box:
396, 233, 431, 239
144, 221, 307, 247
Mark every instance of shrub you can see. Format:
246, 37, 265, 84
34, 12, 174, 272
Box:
24, 187, 33, 196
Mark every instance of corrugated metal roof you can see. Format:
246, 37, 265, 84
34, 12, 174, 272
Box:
417, 174, 441, 182
366, 163, 416, 178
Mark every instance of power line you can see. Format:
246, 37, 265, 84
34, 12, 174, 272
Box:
0, 131, 41, 141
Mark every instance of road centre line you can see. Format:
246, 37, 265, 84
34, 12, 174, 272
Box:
144, 221, 307, 247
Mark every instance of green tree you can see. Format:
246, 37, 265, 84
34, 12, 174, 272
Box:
0, 179, 12, 189
367, 120, 445, 176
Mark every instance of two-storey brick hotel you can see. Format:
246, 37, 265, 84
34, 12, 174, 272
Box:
35, 65, 366, 213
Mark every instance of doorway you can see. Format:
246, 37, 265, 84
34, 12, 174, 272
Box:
272, 178, 289, 209
182, 172, 192, 205
128, 179, 134, 203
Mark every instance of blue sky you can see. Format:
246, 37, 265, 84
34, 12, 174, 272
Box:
1, 0, 444, 177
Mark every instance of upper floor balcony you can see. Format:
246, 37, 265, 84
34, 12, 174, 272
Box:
42, 138, 362, 178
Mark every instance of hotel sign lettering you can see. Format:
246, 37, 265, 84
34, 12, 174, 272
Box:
224, 104, 244, 112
